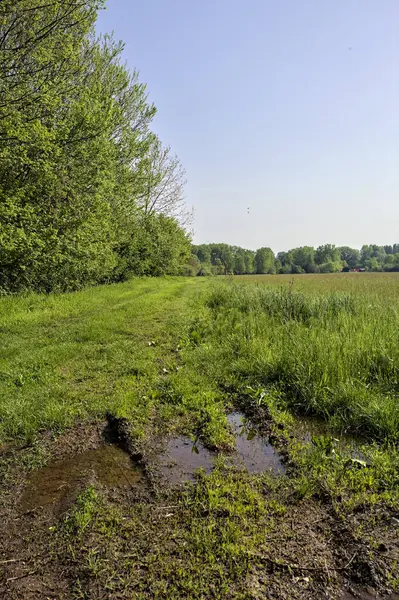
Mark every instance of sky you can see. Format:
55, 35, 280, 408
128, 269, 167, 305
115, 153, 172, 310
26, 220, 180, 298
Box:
97, 1, 399, 252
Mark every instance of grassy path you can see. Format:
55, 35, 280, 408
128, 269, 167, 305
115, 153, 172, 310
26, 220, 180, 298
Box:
0, 277, 207, 442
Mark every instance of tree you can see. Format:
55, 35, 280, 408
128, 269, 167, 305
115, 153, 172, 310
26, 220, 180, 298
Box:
0, 1, 104, 134
277, 251, 293, 267
338, 247, 360, 268
255, 247, 275, 274
208, 244, 234, 274
360, 245, 385, 267
193, 245, 211, 264
136, 138, 189, 226
0, 1, 119, 291
220, 246, 234, 274
244, 250, 255, 274
319, 261, 342, 273
115, 214, 191, 278
234, 250, 246, 275
364, 257, 382, 272
290, 246, 315, 273
0, 0, 192, 292
315, 244, 340, 265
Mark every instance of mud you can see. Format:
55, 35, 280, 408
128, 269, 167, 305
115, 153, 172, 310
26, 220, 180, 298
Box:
228, 411, 285, 474
155, 437, 214, 483
1, 418, 398, 600
20, 444, 145, 513
340, 589, 399, 600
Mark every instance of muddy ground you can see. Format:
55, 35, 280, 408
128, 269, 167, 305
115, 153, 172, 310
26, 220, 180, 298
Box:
0, 415, 398, 600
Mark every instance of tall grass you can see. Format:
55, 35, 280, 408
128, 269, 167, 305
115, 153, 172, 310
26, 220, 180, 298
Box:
205, 278, 399, 442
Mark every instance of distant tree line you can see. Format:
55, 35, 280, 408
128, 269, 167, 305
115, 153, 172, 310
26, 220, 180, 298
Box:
0, 1, 191, 293
190, 244, 399, 276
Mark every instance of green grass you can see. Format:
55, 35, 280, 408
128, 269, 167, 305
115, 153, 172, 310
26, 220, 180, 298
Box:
3, 272, 399, 445
203, 274, 399, 441
57, 470, 281, 599
2, 273, 399, 597
0, 277, 209, 443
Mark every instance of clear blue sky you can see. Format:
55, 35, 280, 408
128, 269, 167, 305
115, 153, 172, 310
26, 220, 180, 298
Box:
97, 1, 399, 252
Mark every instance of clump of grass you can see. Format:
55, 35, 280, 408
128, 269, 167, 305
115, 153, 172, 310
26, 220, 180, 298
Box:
206, 282, 359, 324
63, 486, 101, 536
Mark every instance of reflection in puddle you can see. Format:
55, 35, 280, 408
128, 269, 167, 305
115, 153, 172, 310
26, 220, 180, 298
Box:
294, 416, 366, 459
228, 412, 285, 475
156, 437, 214, 484
21, 445, 144, 512
156, 416, 285, 483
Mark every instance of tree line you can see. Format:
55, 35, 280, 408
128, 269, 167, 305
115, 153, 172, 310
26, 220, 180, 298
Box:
190, 244, 399, 275
0, 0, 191, 293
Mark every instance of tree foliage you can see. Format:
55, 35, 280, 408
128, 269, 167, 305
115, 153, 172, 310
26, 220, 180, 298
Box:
255, 247, 275, 274
0, 1, 190, 292
191, 243, 399, 276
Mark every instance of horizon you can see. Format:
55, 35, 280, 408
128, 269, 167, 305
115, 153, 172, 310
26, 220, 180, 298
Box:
97, 1, 399, 250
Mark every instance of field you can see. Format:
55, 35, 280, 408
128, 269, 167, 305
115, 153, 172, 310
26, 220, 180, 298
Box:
1, 274, 399, 599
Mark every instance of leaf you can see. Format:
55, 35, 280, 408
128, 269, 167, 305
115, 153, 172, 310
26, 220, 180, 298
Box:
350, 458, 367, 468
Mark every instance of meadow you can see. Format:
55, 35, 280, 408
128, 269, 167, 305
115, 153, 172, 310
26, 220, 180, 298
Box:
1, 273, 398, 599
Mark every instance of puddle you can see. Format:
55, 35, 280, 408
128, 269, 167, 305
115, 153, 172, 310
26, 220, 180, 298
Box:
20, 444, 144, 513
155, 437, 214, 484
228, 412, 285, 475
156, 417, 285, 483
294, 416, 366, 458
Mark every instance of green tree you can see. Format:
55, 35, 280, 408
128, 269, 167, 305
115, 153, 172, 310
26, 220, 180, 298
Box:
338, 247, 360, 268
360, 245, 386, 268
0, 1, 192, 292
277, 251, 293, 267
315, 244, 340, 265
234, 250, 246, 275
193, 245, 211, 264
364, 257, 382, 272
136, 137, 188, 225
255, 247, 275, 274
116, 214, 190, 278
290, 246, 315, 273
0, 1, 110, 291
319, 261, 342, 273
244, 250, 255, 274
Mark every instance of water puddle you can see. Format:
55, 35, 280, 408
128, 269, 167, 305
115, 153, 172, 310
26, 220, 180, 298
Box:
227, 412, 285, 475
21, 444, 144, 513
294, 416, 366, 460
155, 437, 214, 484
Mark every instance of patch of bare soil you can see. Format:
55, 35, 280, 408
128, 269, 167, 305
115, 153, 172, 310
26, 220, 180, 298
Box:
0, 420, 148, 599
245, 501, 399, 600
0, 418, 398, 599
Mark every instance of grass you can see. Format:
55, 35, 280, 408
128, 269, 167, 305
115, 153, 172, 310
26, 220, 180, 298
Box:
57, 470, 285, 599
203, 274, 399, 441
1, 273, 399, 598
3, 272, 399, 445
0, 277, 208, 442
